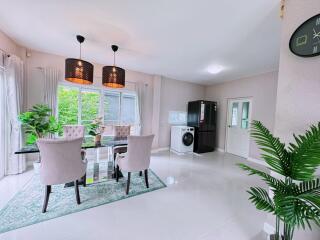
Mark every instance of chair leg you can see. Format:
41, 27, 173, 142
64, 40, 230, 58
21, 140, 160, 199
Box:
75, 180, 81, 204
144, 169, 149, 188
116, 165, 120, 182
82, 174, 86, 187
126, 172, 131, 195
139, 171, 142, 176
42, 185, 51, 213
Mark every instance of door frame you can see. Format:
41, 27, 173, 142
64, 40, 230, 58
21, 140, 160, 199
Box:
225, 97, 253, 158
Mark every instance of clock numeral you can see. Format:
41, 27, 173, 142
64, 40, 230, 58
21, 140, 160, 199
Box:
296, 35, 308, 47
313, 45, 318, 54
316, 18, 320, 26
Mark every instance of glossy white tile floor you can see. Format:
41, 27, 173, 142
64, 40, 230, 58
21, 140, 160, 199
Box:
0, 151, 268, 240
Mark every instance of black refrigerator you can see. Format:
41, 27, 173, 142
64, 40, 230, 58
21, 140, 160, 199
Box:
187, 100, 217, 153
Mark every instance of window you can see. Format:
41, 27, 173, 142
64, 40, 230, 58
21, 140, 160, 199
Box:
168, 111, 187, 125
57, 85, 79, 126
103, 91, 120, 125
80, 89, 100, 126
57, 84, 138, 133
121, 94, 137, 125
241, 101, 250, 129
103, 91, 137, 125
231, 102, 238, 127
57, 85, 101, 135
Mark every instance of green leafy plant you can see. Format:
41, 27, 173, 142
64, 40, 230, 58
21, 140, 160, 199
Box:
238, 120, 320, 240
87, 117, 105, 137
18, 104, 61, 144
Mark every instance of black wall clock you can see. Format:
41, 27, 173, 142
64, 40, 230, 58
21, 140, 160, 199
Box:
289, 14, 320, 57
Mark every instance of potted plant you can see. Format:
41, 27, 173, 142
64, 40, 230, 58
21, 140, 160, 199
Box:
18, 104, 61, 145
238, 120, 320, 240
87, 117, 105, 144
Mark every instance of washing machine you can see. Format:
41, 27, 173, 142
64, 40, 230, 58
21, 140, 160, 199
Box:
170, 126, 194, 154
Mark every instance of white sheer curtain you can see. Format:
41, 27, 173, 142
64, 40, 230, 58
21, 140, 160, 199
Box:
5, 55, 26, 175
0, 52, 7, 178
134, 82, 147, 135
43, 68, 60, 117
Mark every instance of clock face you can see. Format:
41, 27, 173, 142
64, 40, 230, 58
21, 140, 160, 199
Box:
289, 14, 320, 57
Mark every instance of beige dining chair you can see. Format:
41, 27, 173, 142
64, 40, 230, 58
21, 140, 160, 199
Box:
112, 126, 131, 174
63, 125, 85, 139
37, 137, 87, 213
112, 126, 131, 156
63, 125, 87, 185
115, 135, 154, 194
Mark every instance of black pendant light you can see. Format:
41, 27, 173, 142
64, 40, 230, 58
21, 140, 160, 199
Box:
65, 35, 94, 85
102, 45, 125, 88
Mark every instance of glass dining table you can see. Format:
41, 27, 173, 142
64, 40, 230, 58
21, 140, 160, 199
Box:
15, 136, 128, 154
15, 136, 128, 186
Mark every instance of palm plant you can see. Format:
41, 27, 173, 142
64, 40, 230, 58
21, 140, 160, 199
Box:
238, 120, 320, 240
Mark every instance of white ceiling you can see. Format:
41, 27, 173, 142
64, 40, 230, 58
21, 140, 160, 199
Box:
0, 0, 281, 85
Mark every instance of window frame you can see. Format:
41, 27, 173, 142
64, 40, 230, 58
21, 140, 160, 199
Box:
57, 83, 138, 127
79, 87, 101, 126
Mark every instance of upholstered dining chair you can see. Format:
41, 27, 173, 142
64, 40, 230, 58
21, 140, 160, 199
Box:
114, 125, 131, 138
115, 135, 154, 195
63, 125, 87, 185
37, 137, 87, 213
63, 125, 85, 139
112, 125, 131, 170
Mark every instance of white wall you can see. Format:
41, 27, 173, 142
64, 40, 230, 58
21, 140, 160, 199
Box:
275, 0, 320, 143
158, 76, 205, 148
274, 0, 320, 239
24, 50, 206, 149
151, 75, 162, 148
0, 30, 23, 58
25, 49, 155, 137
205, 72, 278, 160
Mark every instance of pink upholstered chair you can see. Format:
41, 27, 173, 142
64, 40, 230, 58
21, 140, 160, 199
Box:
115, 135, 154, 194
114, 125, 131, 138
63, 125, 86, 170
112, 125, 131, 170
37, 137, 87, 213
63, 125, 85, 139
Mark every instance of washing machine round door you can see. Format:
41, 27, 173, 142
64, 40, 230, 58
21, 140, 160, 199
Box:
182, 132, 194, 146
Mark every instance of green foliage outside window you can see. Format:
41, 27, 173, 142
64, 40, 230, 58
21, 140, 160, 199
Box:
57, 85, 136, 137
80, 90, 100, 125
57, 86, 78, 128
57, 85, 101, 135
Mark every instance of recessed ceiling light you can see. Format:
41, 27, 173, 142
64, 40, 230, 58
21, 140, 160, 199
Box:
207, 64, 225, 74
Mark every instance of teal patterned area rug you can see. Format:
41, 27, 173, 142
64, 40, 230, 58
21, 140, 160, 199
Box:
0, 168, 166, 234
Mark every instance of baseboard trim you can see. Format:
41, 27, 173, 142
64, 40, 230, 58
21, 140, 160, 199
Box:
217, 148, 225, 153
26, 159, 34, 168
247, 157, 267, 167
192, 152, 203, 157
264, 222, 275, 235
151, 147, 169, 153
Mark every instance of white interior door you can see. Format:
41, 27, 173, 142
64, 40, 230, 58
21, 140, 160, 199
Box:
226, 98, 252, 158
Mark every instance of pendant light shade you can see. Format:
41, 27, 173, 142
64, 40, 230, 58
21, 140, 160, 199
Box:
65, 35, 94, 85
102, 45, 125, 88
